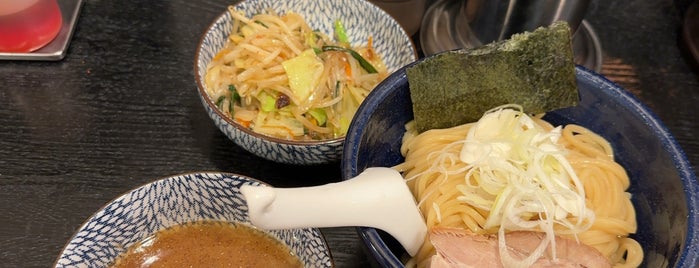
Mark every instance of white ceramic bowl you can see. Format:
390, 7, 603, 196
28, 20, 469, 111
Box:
194, 0, 417, 165
54, 172, 333, 267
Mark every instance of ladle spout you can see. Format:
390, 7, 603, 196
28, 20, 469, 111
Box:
240, 167, 427, 257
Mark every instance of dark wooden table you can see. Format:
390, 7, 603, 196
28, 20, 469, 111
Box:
1, 0, 697, 267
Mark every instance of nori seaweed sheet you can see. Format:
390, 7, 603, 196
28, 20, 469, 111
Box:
406, 21, 578, 133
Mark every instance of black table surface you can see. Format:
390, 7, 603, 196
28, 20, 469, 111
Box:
1, 0, 698, 267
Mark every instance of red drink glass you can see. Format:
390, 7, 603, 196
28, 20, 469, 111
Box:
0, 0, 63, 53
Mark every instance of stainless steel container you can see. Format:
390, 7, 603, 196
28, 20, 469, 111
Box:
421, 0, 601, 71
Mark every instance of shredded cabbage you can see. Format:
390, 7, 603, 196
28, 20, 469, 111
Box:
456, 104, 595, 267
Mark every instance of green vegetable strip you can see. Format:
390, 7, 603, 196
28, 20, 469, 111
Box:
333, 81, 341, 98
228, 85, 241, 104
254, 20, 268, 28
321, 45, 378, 74
228, 85, 241, 113
334, 20, 349, 44
215, 96, 226, 111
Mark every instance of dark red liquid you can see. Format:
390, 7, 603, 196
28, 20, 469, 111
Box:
0, 0, 63, 53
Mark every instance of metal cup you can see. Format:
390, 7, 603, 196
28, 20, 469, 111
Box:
421, 0, 600, 70
462, 0, 590, 45
371, 0, 429, 36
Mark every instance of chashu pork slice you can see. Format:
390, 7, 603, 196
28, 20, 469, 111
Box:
428, 228, 612, 268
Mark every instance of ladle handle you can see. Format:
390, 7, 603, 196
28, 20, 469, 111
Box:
240, 167, 427, 257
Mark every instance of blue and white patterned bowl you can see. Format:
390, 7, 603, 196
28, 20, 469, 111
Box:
54, 172, 333, 267
194, 0, 417, 165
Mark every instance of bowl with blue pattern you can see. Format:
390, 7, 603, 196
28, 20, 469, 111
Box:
54, 172, 334, 267
194, 0, 417, 165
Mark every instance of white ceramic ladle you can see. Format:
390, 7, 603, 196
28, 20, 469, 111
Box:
240, 167, 427, 256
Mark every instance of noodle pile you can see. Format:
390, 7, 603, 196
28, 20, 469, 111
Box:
395, 106, 643, 268
205, 7, 387, 140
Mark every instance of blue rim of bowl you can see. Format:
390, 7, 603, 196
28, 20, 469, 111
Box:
342, 62, 699, 267
193, 0, 418, 148
53, 171, 334, 268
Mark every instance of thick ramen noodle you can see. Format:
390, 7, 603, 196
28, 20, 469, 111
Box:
205, 7, 388, 140
395, 105, 643, 268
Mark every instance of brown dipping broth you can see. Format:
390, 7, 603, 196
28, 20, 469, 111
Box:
110, 220, 303, 268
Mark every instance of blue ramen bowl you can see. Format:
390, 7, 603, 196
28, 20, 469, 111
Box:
341, 64, 699, 267
194, 0, 417, 165
54, 172, 333, 267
